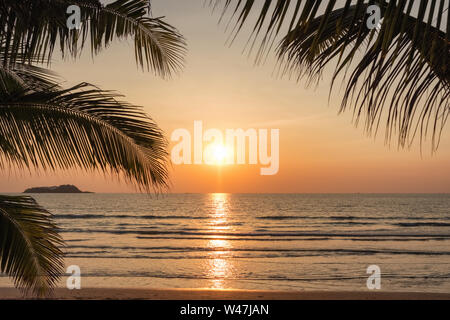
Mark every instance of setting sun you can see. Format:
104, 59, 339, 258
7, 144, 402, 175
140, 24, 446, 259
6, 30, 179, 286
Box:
205, 143, 231, 165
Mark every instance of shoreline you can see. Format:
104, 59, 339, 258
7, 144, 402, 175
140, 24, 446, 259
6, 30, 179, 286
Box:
1, 287, 449, 300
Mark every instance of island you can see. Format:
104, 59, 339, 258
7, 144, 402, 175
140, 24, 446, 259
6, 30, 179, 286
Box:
23, 184, 92, 194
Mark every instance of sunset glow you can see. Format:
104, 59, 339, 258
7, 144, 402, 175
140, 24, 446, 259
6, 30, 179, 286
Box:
205, 144, 231, 166
206, 193, 233, 289
1, 0, 450, 195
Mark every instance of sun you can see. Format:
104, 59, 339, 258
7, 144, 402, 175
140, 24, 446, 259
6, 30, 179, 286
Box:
205, 143, 231, 165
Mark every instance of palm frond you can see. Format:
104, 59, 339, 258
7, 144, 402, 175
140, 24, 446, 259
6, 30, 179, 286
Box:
0, 195, 64, 297
0, 0, 186, 77
0, 81, 169, 191
210, 0, 450, 149
0, 62, 60, 94
277, 2, 449, 149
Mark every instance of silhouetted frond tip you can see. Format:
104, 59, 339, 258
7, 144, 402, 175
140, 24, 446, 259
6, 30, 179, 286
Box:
0, 79, 170, 192
0, 0, 186, 77
210, 0, 450, 150
0, 195, 65, 297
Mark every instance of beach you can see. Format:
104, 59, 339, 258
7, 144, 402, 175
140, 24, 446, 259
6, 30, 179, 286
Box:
1, 193, 449, 293
1, 288, 449, 300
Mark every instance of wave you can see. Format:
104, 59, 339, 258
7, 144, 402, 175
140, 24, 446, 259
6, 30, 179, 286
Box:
60, 228, 450, 239
134, 235, 449, 242
55, 214, 205, 220
135, 236, 333, 241
257, 215, 450, 221
2, 271, 448, 282
394, 222, 450, 227
65, 245, 450, 256
55, 214, 450, 222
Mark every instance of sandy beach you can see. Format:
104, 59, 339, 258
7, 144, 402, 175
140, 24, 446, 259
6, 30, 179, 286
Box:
1, 288, 449, 300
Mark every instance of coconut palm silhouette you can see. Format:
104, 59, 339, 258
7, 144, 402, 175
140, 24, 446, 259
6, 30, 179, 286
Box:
0, 0, 185, 296
211, 0, 449, 149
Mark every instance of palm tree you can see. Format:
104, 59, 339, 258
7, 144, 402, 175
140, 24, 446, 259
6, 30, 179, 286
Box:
211, 0, 449, 149
0, 0, 185, 296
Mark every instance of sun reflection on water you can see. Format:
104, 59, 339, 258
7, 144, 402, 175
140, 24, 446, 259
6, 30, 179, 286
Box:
205, 193, 234, 289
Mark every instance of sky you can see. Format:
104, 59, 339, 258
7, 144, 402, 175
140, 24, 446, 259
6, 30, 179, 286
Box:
0, 0, 449, 193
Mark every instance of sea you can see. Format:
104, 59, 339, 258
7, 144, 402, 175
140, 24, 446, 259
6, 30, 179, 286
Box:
1, 193, 449, 292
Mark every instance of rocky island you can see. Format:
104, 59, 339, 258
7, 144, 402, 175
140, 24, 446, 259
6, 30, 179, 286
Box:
23, 184, 92, 193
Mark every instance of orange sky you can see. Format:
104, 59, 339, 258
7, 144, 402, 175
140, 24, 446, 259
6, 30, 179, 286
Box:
0, 0, 449, 193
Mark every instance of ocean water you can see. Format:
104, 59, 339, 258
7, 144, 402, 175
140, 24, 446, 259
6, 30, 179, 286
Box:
1, 193, 449, 292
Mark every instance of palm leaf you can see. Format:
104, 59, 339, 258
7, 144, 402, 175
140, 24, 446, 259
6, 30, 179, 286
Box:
210, 0, 450, 149
0, 0, 176, 297
0, 0, 186, 77
0, 81, 169, 191
0, 195, 64, 297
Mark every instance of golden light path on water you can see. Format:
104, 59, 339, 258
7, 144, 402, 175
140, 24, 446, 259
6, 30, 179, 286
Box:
206, 193, 234, 289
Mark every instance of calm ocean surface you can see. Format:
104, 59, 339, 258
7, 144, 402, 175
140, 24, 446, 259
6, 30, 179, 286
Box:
1, 193, 449, 292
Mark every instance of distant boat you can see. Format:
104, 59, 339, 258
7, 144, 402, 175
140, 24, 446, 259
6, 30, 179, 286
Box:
23, 184, 93, 194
